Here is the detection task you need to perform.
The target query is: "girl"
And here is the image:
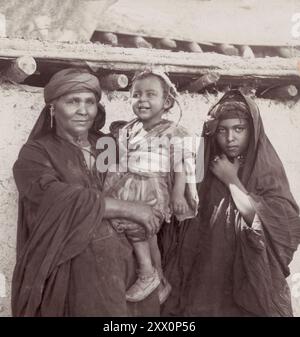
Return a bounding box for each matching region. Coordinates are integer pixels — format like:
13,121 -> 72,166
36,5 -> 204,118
104,69 -> 199,304
162,89 -> 300,316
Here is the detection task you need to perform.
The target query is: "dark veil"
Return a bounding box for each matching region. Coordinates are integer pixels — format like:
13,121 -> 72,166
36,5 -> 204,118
161,89 -> 300,317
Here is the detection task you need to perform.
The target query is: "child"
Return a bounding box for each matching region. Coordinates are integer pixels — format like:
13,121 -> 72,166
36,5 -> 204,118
104,69 -> 199,304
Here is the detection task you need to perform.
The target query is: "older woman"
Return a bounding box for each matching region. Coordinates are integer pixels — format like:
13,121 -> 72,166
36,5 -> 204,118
162,90 -> 300,317
12,68 -> 161,317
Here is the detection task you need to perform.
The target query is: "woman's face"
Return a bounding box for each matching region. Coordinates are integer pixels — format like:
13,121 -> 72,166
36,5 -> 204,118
53,91 -> 98,137
216,118 -> 250,158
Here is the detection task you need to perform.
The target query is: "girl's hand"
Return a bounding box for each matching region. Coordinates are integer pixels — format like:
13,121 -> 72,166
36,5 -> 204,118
171,193 -> 189,216
210,154 -> 240,186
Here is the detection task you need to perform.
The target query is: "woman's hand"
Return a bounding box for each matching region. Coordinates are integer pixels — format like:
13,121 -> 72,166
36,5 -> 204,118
210,154 -> 240,186
132,203 -> 163,237
103,197 -> 162,238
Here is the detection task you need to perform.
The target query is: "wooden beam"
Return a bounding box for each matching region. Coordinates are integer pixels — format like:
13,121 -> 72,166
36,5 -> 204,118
216,44 -> 239,56
100,73 -> 128,90
131,36 -> 152,49
186,73 -> 220,92
259,84 -> 298,99
276,47 -> 293,58
155,38 -> 177,50
179,41 -> 203,53
118,36 -> 152,49
93,32 -> 118,46
276,47 -> 300,58
238,45 -> 255,59
33,58 -> 300,82
0,56 -> 36,83
216,75 -> 300,92
1,39 -> 300,85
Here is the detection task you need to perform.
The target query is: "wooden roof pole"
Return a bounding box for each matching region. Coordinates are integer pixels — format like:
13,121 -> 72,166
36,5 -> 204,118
155,38 -> 177,50
100,73 -> 129,90
93,32 -> 119,46
238,45 -> 255,59
0,56 -> 36,83
118,35 -> 152,48
216,44 -> 239,56
259,85 -> 298,99
185,73 -> 220,92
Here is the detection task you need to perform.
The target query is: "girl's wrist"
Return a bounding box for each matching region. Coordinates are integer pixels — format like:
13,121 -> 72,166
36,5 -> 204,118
225,175 -> 239,187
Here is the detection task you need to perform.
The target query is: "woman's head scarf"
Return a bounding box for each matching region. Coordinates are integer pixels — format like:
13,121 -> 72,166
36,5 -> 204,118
203,90 -> 250,137
28,68 -> 105,141
44,68 -> 102,103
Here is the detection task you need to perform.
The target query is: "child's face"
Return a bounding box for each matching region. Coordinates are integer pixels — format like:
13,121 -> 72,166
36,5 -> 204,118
216,118 -> 250,158
131,76 -> 171,124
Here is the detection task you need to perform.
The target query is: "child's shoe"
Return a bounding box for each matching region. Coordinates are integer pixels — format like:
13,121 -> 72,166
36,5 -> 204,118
158,277 -> 172,305
126,268 -> 160,302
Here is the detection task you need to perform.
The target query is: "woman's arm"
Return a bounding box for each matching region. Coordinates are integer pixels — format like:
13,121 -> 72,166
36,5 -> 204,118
14,142 -> 161,238
104,197 -> 162,237
210,155 -> 255,226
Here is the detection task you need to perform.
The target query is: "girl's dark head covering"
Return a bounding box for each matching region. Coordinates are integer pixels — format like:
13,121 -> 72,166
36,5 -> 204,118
203,90 -> 250,137
28,68 -> 105,141
201,89 -> 263,184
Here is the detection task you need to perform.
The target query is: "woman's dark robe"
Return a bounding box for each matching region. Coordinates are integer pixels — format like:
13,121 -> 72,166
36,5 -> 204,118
160,90 -> 300,317
12,131 -> 160,316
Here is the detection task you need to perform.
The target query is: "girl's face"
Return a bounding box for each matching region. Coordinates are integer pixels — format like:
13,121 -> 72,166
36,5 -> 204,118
216,118 -> 250,158
131,76 -> 171,125
54,91 -> 98,137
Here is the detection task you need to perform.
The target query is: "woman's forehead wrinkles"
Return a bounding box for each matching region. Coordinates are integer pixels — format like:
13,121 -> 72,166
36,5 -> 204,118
59,92 -> 96,100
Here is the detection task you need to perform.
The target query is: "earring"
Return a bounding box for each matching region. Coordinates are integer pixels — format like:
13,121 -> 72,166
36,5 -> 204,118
50,104 -> 54,129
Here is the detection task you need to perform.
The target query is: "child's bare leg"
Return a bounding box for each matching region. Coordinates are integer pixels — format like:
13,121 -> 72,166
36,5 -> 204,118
149,235 -> 172,304
126,239 -> 160,302
149,235 -> 163,280
132,240 -> 154,276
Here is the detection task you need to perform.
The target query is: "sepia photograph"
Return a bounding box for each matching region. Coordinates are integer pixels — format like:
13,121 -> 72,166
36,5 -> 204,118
0,0 -> 300,320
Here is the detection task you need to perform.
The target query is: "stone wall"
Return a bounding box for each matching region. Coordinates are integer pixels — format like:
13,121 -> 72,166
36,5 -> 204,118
0,83 -> 300,316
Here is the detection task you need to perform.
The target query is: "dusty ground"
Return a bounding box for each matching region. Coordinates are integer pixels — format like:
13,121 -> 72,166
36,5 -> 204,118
0,83 -> 300,316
